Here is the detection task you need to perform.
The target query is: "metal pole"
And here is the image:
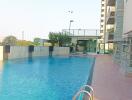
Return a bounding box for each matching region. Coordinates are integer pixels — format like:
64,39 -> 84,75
84,29 -> 86,37
77,29 -> 80,41
68,10 -> 73,35
69,21 -> 71,35
69,20 -> 74,36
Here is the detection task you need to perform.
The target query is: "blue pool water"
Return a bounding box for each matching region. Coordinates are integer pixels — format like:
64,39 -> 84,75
0,56 -> 95,100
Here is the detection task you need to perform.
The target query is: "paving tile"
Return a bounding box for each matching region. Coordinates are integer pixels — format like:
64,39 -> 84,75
92,55 -> 132,100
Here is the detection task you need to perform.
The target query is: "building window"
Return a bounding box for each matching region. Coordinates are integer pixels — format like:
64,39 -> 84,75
101,14 -> 104,17
101,9 -> 104,12
101,0 -> 104,3
102,4 -> 104,7
101,19 -> 104,22
101,25 -> 103,27
100,30 -> 103,33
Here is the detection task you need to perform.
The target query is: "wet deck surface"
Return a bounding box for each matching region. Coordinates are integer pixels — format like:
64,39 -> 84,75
92,55 -> 132,100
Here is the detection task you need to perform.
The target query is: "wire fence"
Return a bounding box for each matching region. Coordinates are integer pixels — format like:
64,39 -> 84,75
0,29 -> 100,43
62,29 -> 100,36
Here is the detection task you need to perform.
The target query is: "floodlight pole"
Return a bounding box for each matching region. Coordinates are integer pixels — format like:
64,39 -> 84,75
69,20 -> 74,35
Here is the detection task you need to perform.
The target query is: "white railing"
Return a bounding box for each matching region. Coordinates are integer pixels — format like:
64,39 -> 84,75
72,90 -> 92,100
72,85 -> 94,100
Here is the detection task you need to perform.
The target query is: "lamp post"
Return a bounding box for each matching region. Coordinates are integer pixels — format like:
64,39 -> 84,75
68,10 -> 74,36
69,20 -> 74,35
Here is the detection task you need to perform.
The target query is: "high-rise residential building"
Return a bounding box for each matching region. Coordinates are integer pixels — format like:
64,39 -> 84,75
105,0 -> 115,52
99,0 -> 115,53
99,0 -> 107,53
101,0 -> 132,75
100,0 -> 125,53
100,0 -> 106,44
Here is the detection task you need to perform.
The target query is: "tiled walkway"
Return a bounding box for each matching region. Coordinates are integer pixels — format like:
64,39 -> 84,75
92,55 -> 132,100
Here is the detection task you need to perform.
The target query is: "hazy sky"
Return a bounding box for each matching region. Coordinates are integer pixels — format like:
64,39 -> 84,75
0,0 -> 100,41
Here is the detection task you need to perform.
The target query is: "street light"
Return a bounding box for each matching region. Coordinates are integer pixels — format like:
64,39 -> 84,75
69,20 -> 74,35
67,10 -> 74,35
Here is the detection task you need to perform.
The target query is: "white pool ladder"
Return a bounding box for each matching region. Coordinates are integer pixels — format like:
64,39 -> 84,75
72,85 -> 94,100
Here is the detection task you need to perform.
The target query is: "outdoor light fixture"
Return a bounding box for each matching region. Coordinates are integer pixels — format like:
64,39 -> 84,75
69,20 -> 74,35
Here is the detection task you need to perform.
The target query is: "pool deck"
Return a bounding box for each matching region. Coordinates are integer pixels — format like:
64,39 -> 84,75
92,54 -> 132,100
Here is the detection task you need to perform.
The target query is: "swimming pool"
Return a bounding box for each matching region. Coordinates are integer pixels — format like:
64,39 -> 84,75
0,56 -> 95,100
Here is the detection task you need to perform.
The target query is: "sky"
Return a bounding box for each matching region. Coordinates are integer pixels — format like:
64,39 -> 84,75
0,0 -> 100,41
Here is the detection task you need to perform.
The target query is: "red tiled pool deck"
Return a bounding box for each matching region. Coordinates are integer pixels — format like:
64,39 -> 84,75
92,55 -> 132,100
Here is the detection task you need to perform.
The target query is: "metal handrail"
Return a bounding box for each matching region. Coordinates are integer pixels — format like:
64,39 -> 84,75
80,85 -> 94,100
72,90 -> 92,100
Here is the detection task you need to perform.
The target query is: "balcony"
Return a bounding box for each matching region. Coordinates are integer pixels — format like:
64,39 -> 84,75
108,33 -> 114,43
107,28 -> 114,33
107,0 -> 115,6
105,33 -> 114,43
107,7 -> 115,24
106,28 -> 114,43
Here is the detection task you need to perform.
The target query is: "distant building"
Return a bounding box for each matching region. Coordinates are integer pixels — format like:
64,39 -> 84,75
39,39 -> 52,46
34,38 -> 49,46
39,39 -> 48,46
62,29 -> 100,53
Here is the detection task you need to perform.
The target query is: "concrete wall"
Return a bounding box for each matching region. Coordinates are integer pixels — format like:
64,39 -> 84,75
32,47 -> 49,57
8,46 -> 29,59
8,46 -> 49,59
123,0 -> 132,34
52,47 -> 70,56
0,46 -> 3,61
5,46 -> 69,60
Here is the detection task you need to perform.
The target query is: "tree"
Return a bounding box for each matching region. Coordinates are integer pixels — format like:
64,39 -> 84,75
58,33 -> 71,46
48,32 -> 58,46
49,32 -> 71,46
2,35 -> 17,46
33,38 -> 41,46
16,40 -> 34,46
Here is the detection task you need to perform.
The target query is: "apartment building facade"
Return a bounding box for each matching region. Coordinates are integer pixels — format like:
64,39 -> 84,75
99,0 -> 107,53
100,0 -> 132,75
105,0 -> 116,52
100,0 -> 115,53
100,0 -> 124,54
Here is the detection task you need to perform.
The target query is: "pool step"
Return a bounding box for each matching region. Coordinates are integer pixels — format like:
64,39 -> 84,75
72,85 -> 94,100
